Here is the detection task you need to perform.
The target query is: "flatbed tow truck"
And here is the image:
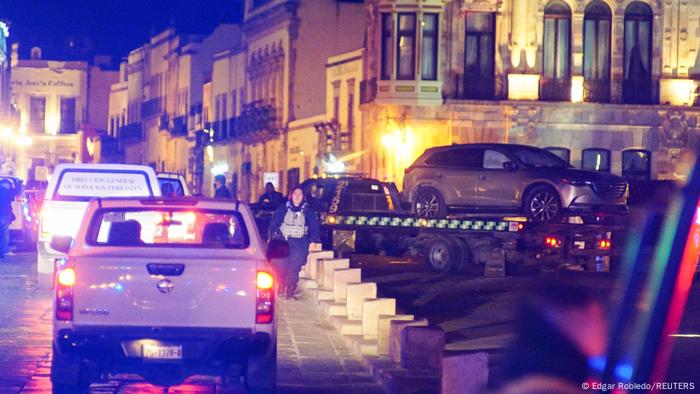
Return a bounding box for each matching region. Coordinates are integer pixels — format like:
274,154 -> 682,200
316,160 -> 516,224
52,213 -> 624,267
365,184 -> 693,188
252,176 -> 623,275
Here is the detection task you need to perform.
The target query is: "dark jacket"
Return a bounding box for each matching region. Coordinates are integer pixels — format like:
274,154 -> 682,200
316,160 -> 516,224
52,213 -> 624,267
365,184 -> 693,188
0,183 -> 17,220
214,185 -> 232,199
258,191 -> 285,209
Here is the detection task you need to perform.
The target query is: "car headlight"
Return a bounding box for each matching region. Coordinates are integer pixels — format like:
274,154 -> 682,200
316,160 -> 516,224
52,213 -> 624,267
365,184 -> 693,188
562,178 -> 591,186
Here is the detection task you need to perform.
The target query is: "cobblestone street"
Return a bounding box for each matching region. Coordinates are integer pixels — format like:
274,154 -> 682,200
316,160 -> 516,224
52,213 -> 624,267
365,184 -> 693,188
0,252 -> 384,393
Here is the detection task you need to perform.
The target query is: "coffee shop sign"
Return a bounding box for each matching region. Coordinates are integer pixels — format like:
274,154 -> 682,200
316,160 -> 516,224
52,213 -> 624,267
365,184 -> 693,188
11,79 -> 75,88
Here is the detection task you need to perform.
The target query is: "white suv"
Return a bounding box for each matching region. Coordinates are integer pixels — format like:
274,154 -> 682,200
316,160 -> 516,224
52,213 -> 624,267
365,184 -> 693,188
49,197 -> 280,393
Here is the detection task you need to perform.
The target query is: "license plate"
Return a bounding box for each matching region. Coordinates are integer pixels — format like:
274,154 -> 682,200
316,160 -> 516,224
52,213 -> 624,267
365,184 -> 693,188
142,344 -> 182,360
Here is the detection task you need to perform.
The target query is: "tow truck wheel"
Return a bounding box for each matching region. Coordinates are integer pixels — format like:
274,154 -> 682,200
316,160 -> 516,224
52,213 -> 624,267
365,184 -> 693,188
414,187 -> 447,219
425,236 -> 461,273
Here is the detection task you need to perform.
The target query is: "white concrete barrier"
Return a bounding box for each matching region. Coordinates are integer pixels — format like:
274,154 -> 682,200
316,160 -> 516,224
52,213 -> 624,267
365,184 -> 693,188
400,326 -> 445,370
320,300 -> 347,317
320,258 -> 350,289
346,282 -> 377,319
304,250 -> 334,282
306,251 -> 334,280
389,319 -> 429,363
441,353 -> 489,394
362,298 -> 396,339
311,289 -> 334,304
377,314 -> 414,355
333,269 -> 361,302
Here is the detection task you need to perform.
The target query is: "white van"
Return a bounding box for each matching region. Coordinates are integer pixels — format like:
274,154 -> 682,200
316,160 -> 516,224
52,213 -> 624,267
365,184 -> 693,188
38,164 -> 161,286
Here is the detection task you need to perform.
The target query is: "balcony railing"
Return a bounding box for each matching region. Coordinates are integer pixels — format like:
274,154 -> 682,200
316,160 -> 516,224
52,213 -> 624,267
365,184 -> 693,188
236,101 -> 279,143
170,115 -> 188,137
119,123 -> 142,142
141,98 -> 163,118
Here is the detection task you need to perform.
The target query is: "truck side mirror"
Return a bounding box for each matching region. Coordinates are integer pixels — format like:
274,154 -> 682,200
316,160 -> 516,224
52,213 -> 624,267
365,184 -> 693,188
50,235 -> 74,254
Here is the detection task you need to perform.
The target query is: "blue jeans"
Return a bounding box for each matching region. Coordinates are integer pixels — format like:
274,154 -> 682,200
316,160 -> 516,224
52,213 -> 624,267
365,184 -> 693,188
0,217 -> 9,257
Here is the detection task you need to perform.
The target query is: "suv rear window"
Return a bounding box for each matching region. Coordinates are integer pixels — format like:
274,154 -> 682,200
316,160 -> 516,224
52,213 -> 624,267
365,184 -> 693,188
339,182 -> 395,212
88,208 -> 249,249
55,170 -> 155,201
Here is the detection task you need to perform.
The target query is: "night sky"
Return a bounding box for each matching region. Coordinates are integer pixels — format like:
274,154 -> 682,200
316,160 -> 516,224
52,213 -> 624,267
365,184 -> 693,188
1,0 -> 244,66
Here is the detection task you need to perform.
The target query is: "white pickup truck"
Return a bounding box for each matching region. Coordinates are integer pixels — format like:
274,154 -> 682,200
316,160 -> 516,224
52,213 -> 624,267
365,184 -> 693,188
49,197 -> 282,393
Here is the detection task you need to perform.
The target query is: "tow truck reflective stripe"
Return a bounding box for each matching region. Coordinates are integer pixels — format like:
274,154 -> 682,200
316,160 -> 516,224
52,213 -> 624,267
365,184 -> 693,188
321,214 -> 519,232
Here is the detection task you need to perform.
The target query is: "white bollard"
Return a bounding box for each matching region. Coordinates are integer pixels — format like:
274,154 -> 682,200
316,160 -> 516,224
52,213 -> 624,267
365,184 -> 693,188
332,268 -> 361,302
361,298 -> 396,339
346,282 -> 377,319
377,314 -> 414,355
320,258 -> 350,289
307,251 -> 334,281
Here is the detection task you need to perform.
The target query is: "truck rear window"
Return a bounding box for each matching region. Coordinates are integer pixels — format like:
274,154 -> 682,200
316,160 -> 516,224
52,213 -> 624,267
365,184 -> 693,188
55,170 -> 155,201
88,208 -> 249,249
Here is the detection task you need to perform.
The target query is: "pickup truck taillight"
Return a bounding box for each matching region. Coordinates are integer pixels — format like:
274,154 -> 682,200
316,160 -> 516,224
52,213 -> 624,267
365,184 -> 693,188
256,271 -> 274,324
56,266 -> 75,321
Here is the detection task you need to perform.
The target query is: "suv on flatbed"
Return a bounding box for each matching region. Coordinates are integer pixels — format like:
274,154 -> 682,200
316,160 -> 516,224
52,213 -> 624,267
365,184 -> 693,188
403,143 -> 628,222
49,197 -> 278,392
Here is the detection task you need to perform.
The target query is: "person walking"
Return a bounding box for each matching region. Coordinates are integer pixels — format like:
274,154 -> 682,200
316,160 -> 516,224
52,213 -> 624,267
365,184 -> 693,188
0,179 -> 17,259
213,174 -> 232,199
268,186 -> 321,299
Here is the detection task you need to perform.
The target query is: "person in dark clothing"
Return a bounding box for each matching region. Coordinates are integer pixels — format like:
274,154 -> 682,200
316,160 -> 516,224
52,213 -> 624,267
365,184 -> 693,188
0,179 -> 17,259
258,182 -> 285,209
268,185 -> 321,299
213,174 -> 232,199
499,283 -> 607,394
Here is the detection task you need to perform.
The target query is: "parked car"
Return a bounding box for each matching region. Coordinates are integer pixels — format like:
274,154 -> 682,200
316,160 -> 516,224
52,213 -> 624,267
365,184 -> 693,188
0,176 -> 35,250
402,143 -> 628,222
157,172 -> 190,196
38,164 -> 161,288
49,197 -> 279,392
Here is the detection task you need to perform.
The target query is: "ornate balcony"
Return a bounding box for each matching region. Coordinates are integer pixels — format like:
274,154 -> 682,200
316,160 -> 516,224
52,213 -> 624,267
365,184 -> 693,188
236,101 -> 279,143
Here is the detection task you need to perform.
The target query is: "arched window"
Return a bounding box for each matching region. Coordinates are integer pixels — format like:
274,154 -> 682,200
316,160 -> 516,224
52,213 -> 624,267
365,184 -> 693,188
463,12 -> 496,99
623,2 -> 653,104
582,148 -> 611,172
583,1 -> 611,102
541,1 -> 571,101
622,149 -> 651,180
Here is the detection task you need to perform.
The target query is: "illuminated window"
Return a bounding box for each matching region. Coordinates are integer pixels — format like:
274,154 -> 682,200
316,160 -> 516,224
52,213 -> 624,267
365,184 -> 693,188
60,97 -> 76,134
541,1 -> 571,101
464,13 -> 495,99
545,147 -> 571,163
421,13 -> 438,81
622,149 -> 651,180
381,13 -> 393,80
583,1 -> 611,103
396,13 -> 417,80
582,148 -> 611,172
623,2 -> 653,104
29,96 -> 46,134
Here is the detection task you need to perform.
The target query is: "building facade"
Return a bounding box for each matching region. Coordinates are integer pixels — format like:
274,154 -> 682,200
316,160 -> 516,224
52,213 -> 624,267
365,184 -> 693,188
201,0 -> 366,200
4,44 -> 116,181
104,25 -> 242,191
359,0 -> 700,185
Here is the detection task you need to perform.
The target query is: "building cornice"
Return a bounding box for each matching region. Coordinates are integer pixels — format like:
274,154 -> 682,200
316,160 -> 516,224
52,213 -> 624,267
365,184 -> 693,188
243,1 -> 298,39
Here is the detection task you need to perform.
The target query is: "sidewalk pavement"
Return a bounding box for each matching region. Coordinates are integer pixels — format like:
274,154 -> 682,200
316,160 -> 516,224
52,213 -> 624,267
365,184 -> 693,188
276,293 -> 387,394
